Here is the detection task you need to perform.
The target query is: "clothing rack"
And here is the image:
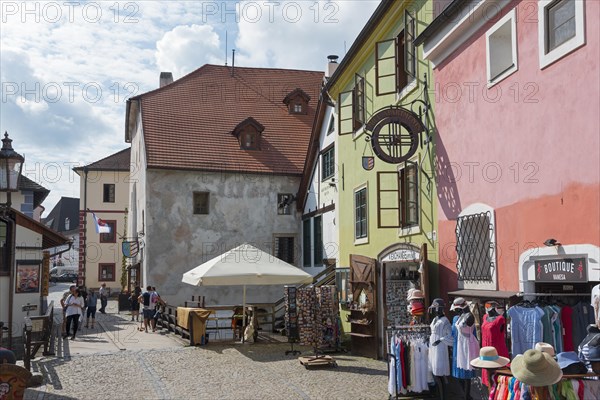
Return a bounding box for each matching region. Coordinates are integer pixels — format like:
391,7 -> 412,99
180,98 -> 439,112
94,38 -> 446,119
386,324 -> 436,399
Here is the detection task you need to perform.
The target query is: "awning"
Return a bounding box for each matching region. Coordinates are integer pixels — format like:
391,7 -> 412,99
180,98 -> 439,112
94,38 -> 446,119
448,289 -> 520,300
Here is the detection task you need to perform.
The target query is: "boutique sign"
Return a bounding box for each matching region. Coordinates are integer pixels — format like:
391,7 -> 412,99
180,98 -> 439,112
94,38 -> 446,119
535,257 -> 588,282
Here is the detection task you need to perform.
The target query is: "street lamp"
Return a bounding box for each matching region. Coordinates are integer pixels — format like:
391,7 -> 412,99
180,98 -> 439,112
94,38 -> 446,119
0,132 -> 25,210
0,131 -> 24,348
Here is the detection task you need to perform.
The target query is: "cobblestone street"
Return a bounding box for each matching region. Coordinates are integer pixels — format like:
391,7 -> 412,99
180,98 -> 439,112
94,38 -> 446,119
23,297 -> 389,400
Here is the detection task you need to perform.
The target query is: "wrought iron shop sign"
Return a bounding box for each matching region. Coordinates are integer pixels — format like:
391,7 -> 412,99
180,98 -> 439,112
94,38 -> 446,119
367,107 -> 426,164
535,257 -> 587,282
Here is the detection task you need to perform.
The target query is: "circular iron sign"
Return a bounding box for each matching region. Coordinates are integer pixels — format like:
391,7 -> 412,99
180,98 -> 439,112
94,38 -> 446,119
367,107 -> 426,164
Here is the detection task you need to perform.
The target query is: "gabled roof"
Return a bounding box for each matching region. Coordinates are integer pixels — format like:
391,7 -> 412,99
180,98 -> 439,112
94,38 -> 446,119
19,175 -> 50,209
126,65 -> 324,176
283,88 -> 311,105
42,196 -> 80,233
73,148 -> 131,173
232,117 -> 265,137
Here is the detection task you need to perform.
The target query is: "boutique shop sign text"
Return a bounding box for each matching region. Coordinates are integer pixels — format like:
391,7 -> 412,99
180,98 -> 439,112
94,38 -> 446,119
535,257 -> 588,282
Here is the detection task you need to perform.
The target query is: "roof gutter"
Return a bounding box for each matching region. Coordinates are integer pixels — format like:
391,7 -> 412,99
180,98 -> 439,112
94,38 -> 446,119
413,0 -> 467,47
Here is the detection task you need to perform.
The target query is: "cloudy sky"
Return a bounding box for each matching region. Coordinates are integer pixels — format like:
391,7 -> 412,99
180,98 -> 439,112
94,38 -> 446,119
0,0 -> 380,216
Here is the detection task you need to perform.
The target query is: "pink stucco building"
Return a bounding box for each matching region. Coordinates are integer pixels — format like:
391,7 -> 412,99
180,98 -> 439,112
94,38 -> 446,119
415,0 -> 599,302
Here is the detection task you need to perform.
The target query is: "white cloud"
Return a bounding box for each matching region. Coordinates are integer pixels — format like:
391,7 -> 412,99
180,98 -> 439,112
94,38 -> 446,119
235,0 -> 380,71
156,24 -> 224,79
0,1 -> 380,216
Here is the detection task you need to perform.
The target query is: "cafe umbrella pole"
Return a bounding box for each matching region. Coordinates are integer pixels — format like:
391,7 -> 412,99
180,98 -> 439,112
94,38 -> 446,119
242,285 -> 246,344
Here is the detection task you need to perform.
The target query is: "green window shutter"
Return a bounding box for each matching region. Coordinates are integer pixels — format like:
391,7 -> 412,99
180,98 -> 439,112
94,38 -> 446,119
338,90 -> 354,136
313,216 -> 323,266
303,219 -> 311,267
375,38 -> 397,96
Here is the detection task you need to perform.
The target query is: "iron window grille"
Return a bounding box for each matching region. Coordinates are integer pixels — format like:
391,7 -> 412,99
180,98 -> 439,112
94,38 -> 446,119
455,211 -> 495,281
275,236 -> 295,264
103,184 -> 115,203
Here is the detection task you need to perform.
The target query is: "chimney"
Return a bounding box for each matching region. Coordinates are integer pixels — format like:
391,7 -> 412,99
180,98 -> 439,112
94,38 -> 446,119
159,72 -> 173,88
325,55 -> 339,78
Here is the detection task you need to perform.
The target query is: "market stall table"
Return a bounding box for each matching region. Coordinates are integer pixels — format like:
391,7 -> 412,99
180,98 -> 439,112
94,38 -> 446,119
177,307 -> 212,345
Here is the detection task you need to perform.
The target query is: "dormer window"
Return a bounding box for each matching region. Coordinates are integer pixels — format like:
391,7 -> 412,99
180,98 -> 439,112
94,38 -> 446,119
232,117 -> 264,150
283,88 -> 310,115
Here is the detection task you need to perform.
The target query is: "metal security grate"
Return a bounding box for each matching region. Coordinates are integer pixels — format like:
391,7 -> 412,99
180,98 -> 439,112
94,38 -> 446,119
455,212 -> 495,281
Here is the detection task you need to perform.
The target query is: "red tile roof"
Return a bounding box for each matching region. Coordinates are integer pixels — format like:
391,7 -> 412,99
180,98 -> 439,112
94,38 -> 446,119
134,65 -> 324,175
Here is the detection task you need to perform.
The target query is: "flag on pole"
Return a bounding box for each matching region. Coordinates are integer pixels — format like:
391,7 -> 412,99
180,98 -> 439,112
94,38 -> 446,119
91,211 -> 111,234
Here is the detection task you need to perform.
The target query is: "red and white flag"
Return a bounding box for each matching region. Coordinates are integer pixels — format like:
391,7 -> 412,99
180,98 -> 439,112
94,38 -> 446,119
91,211 -> 111,234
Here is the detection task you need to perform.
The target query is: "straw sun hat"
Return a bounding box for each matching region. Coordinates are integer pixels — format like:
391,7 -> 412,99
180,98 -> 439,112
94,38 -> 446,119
534,342 -> 556,357
510,349 -> 563,387
470,347 -> 510,369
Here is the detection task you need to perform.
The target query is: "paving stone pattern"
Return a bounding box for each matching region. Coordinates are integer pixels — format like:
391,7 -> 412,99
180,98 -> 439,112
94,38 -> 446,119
24,305 -> 390,400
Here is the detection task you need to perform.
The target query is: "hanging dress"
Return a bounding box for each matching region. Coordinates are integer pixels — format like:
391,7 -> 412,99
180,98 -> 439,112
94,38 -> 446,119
481,314 -> 509,385
452,314 -> 477,379
429,315 -> 452,376
453,313 -> 479,379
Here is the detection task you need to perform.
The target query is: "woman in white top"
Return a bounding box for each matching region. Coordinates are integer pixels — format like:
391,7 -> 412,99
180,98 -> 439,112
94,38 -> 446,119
63,285 -> 84,340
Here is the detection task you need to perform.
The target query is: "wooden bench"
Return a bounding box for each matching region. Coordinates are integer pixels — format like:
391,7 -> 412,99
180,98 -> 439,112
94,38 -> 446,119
22,301 -> 54,371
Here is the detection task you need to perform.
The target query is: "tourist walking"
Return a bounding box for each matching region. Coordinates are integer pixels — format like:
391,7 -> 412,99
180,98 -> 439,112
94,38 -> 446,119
138,286 -> 154,333
63,285 -> 84,340
99,283 -> 108,313
130,286 -> 141,322
85,288 -> 98,329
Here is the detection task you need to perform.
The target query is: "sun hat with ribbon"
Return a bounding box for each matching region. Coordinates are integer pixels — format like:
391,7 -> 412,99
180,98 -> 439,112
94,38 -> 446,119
470,346 -> 510,369
450,297 -> 468,311
510,349 -> 563,387
534,342 -> 556,357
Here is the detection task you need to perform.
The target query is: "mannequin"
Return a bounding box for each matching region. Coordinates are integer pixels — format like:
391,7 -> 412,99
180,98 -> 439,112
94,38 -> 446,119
429,298 -> 452,399
481,301 -> 509,387
451,298 -> 478,400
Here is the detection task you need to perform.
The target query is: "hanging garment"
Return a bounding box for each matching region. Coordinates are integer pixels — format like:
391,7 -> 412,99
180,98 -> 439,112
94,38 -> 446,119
429,315 -> 452,376
550,305 -> 563,353
572,301 -> 595,350
507,305 -> 544,356
456,313 -> 480,371
561,305 -> 575,351
451,314 -> 476,379
481,314 -> 509,385
388,339 -> 397,395
541,306 -> 555,346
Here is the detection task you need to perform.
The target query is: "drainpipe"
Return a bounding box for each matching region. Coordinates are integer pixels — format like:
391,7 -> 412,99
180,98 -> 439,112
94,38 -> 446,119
82,167 -> 88,288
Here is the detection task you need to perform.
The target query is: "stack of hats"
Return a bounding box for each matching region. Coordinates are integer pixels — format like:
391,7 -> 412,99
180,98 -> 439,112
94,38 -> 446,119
407,289 -> 425,317
510,349 -> 563,387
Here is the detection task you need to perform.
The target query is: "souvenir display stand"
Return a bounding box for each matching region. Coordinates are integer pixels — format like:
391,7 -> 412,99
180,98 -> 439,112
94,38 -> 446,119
291,286 -> 340,368
284,286 -> 301,355
491,369 -> 600,399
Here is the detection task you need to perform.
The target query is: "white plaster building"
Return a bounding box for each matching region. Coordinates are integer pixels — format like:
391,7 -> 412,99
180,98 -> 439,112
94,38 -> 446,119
73,149 -> 130,292
124,65 -> 324,307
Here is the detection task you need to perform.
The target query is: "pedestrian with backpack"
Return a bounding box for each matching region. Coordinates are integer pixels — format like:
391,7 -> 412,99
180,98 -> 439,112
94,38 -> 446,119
138,286 -> 154,333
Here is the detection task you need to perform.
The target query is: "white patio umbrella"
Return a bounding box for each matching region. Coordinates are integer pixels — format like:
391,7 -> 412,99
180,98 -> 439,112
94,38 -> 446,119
182,243 -> 313,342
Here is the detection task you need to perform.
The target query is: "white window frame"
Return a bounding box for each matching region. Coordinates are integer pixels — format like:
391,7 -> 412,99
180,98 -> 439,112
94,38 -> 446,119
485,8 -> 518,87
538,0 -> 586,69
354,183 -> 369,245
